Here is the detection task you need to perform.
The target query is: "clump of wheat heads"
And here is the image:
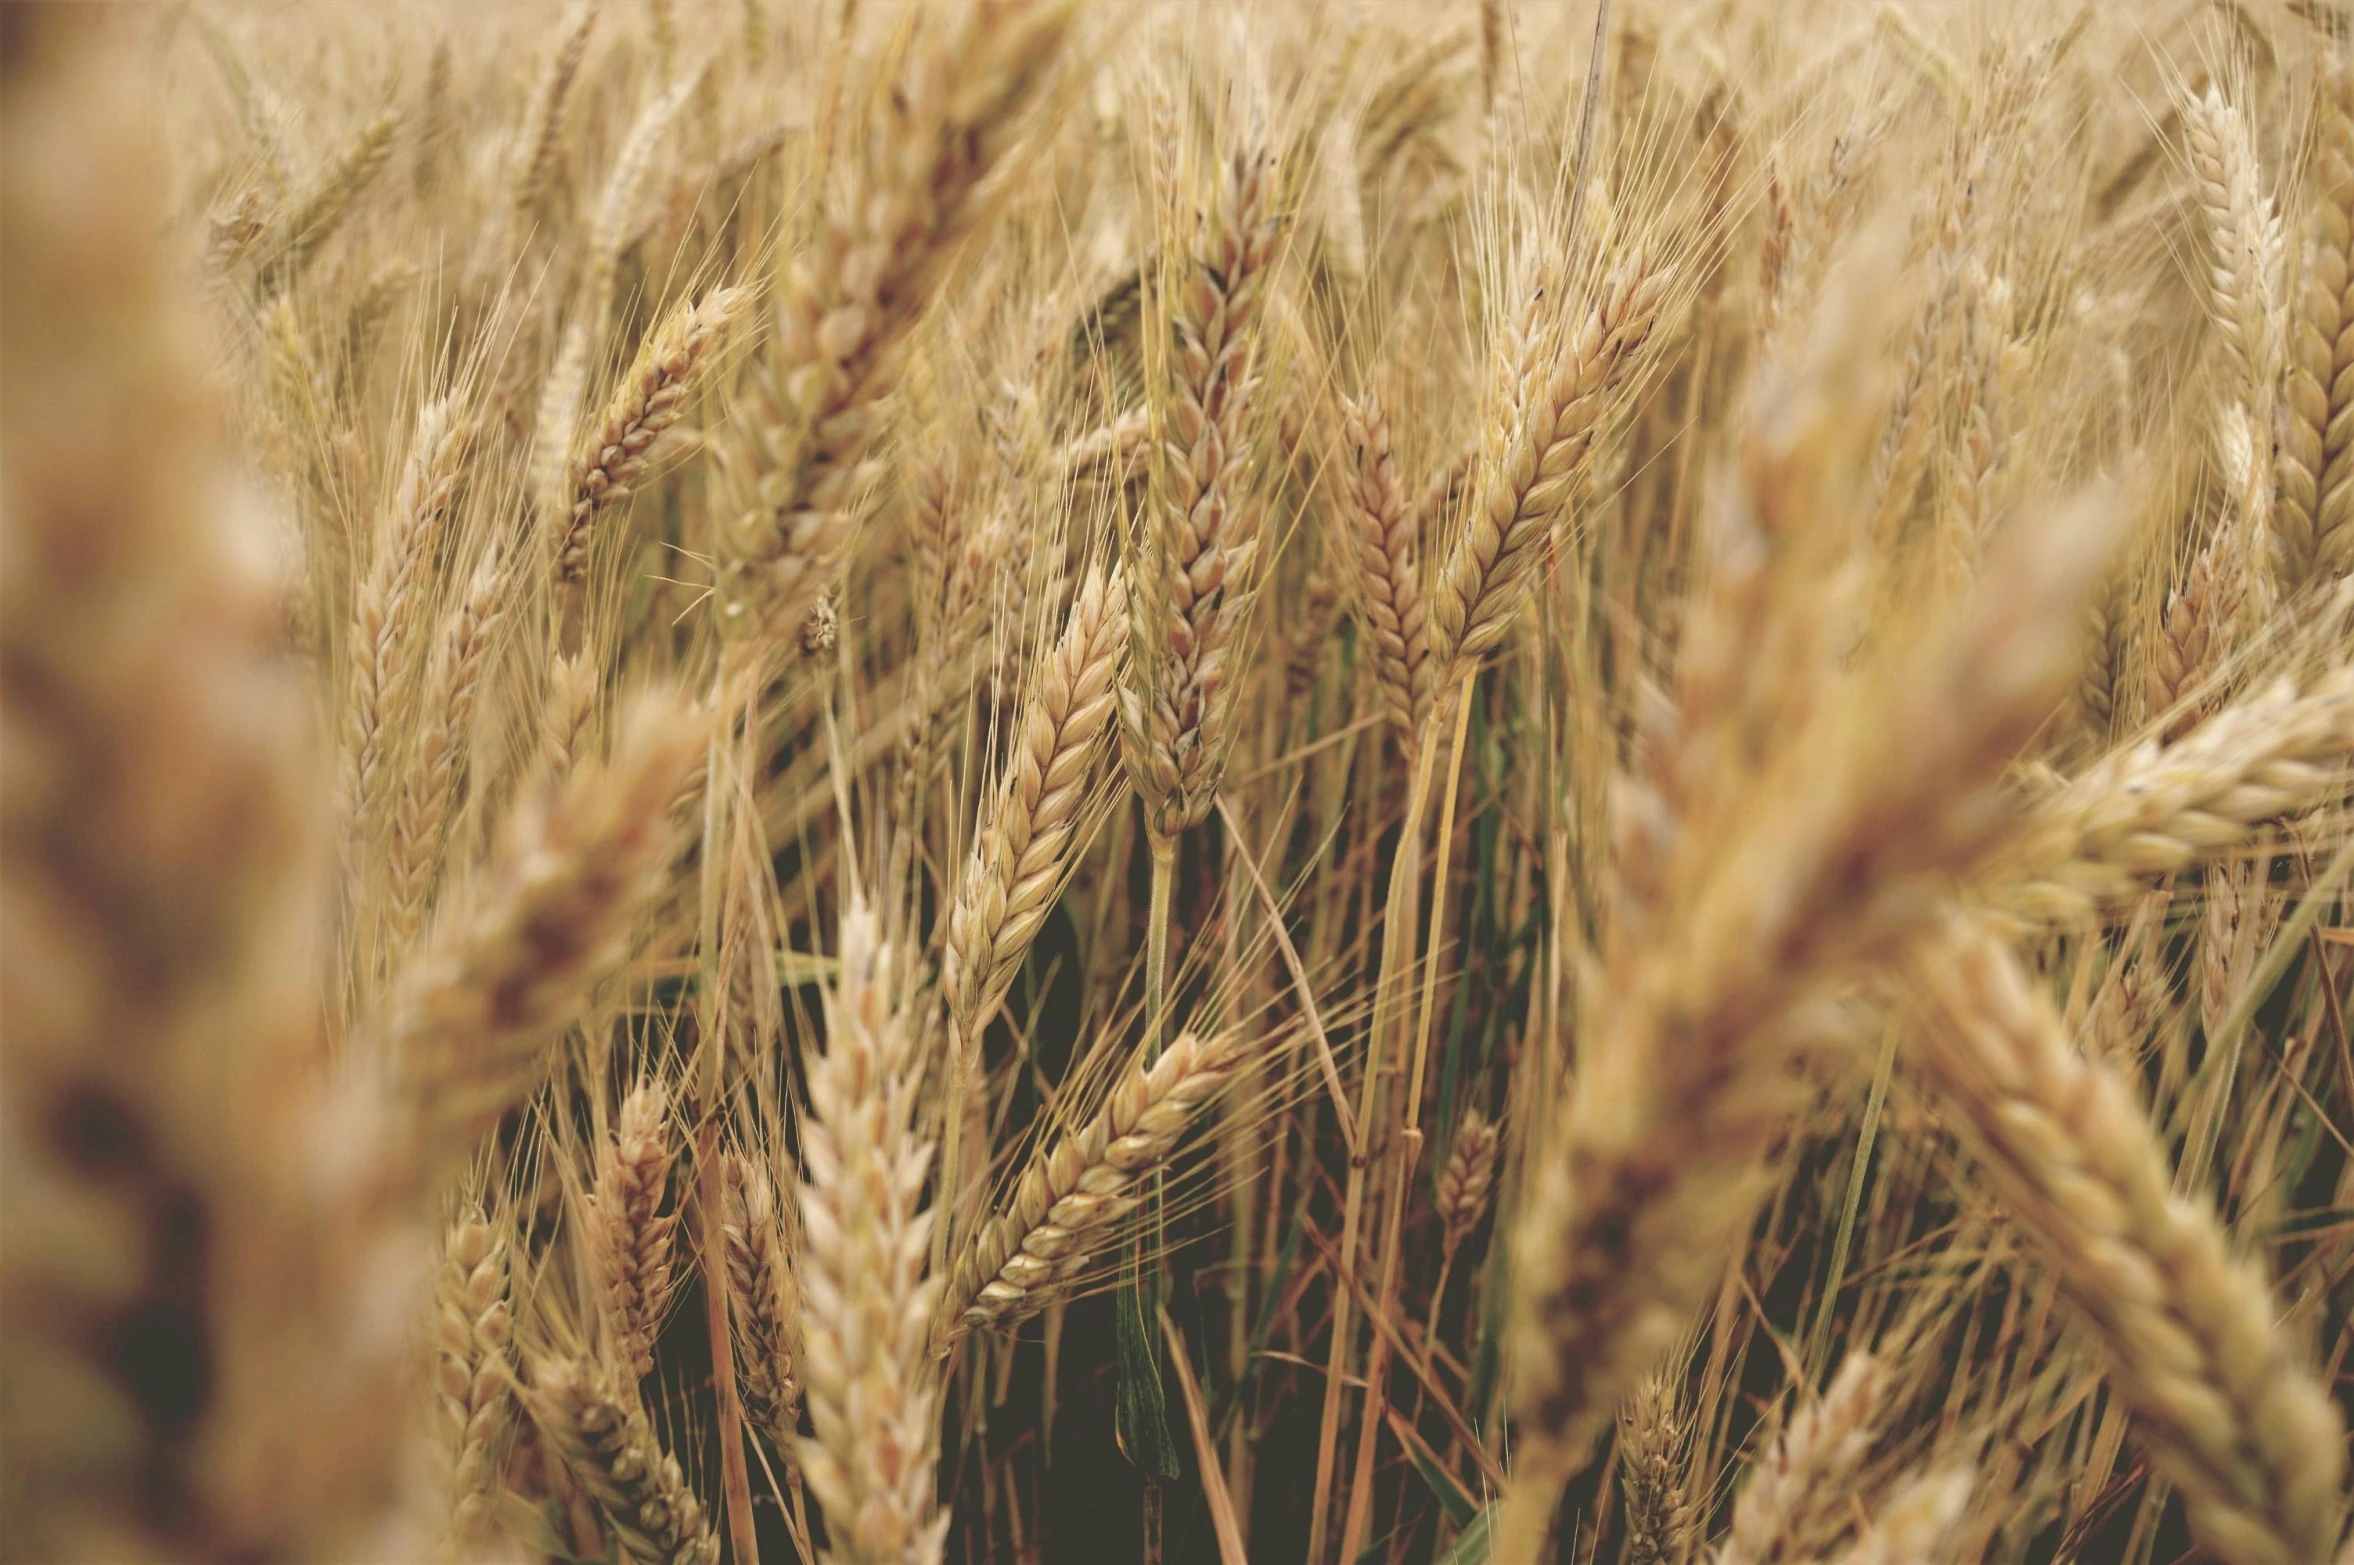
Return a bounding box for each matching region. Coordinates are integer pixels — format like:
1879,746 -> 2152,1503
18,6 -> 2354,1564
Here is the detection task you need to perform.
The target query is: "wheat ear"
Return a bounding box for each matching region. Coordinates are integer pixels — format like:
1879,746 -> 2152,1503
553,286 -> 742,586
1339,389 -> 1433,737
931,563 -> 1127,1263
716,0 -> 1075,653
2182,83 -> 2285,623
943,565 -> 1129,1033
580,66 -> 700,337
1906,913 -> 2345,1565
389,690 -> 709,1173
2079,565 -> 2128,740
528,1356 -> 718,1565
1426,249 -> 1671,684
1995,663 -> 2354,921
795,898 -> 947,1565
2145,544 -> 2217,735
722,1153 -> 804,1449
412,36 -> 451,195
541,647 -> 601,781
1434,1107 -> 1499,1258
2278,55 -> 2354,589
891,470 -> 1004,857
1120,123 -> 1281,839
1618,1372 -> 1696,1565
255,105 -> 402,292
1499,491 -> 2121,1554
510,0 -> 599,225
384,541 -> 515,962
1058,405 -> 1150,488
1829,1466 -> 1975,1565
437,1211 -> 517,1541
2,25 -> 406,1549
2183,84 -> 2284,435
1713,1354 -> 1888,1565
587,1079 -> 684,1380
938,1029 -> 1241,1342
341,397 -> 468,838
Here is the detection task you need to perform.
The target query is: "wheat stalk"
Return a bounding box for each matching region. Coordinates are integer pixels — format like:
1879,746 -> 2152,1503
1499,489 -> 2120,1553
31,11 -> 2354,1563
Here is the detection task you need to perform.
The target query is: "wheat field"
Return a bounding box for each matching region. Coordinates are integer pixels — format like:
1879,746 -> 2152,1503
4,2 -> 2354,1562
